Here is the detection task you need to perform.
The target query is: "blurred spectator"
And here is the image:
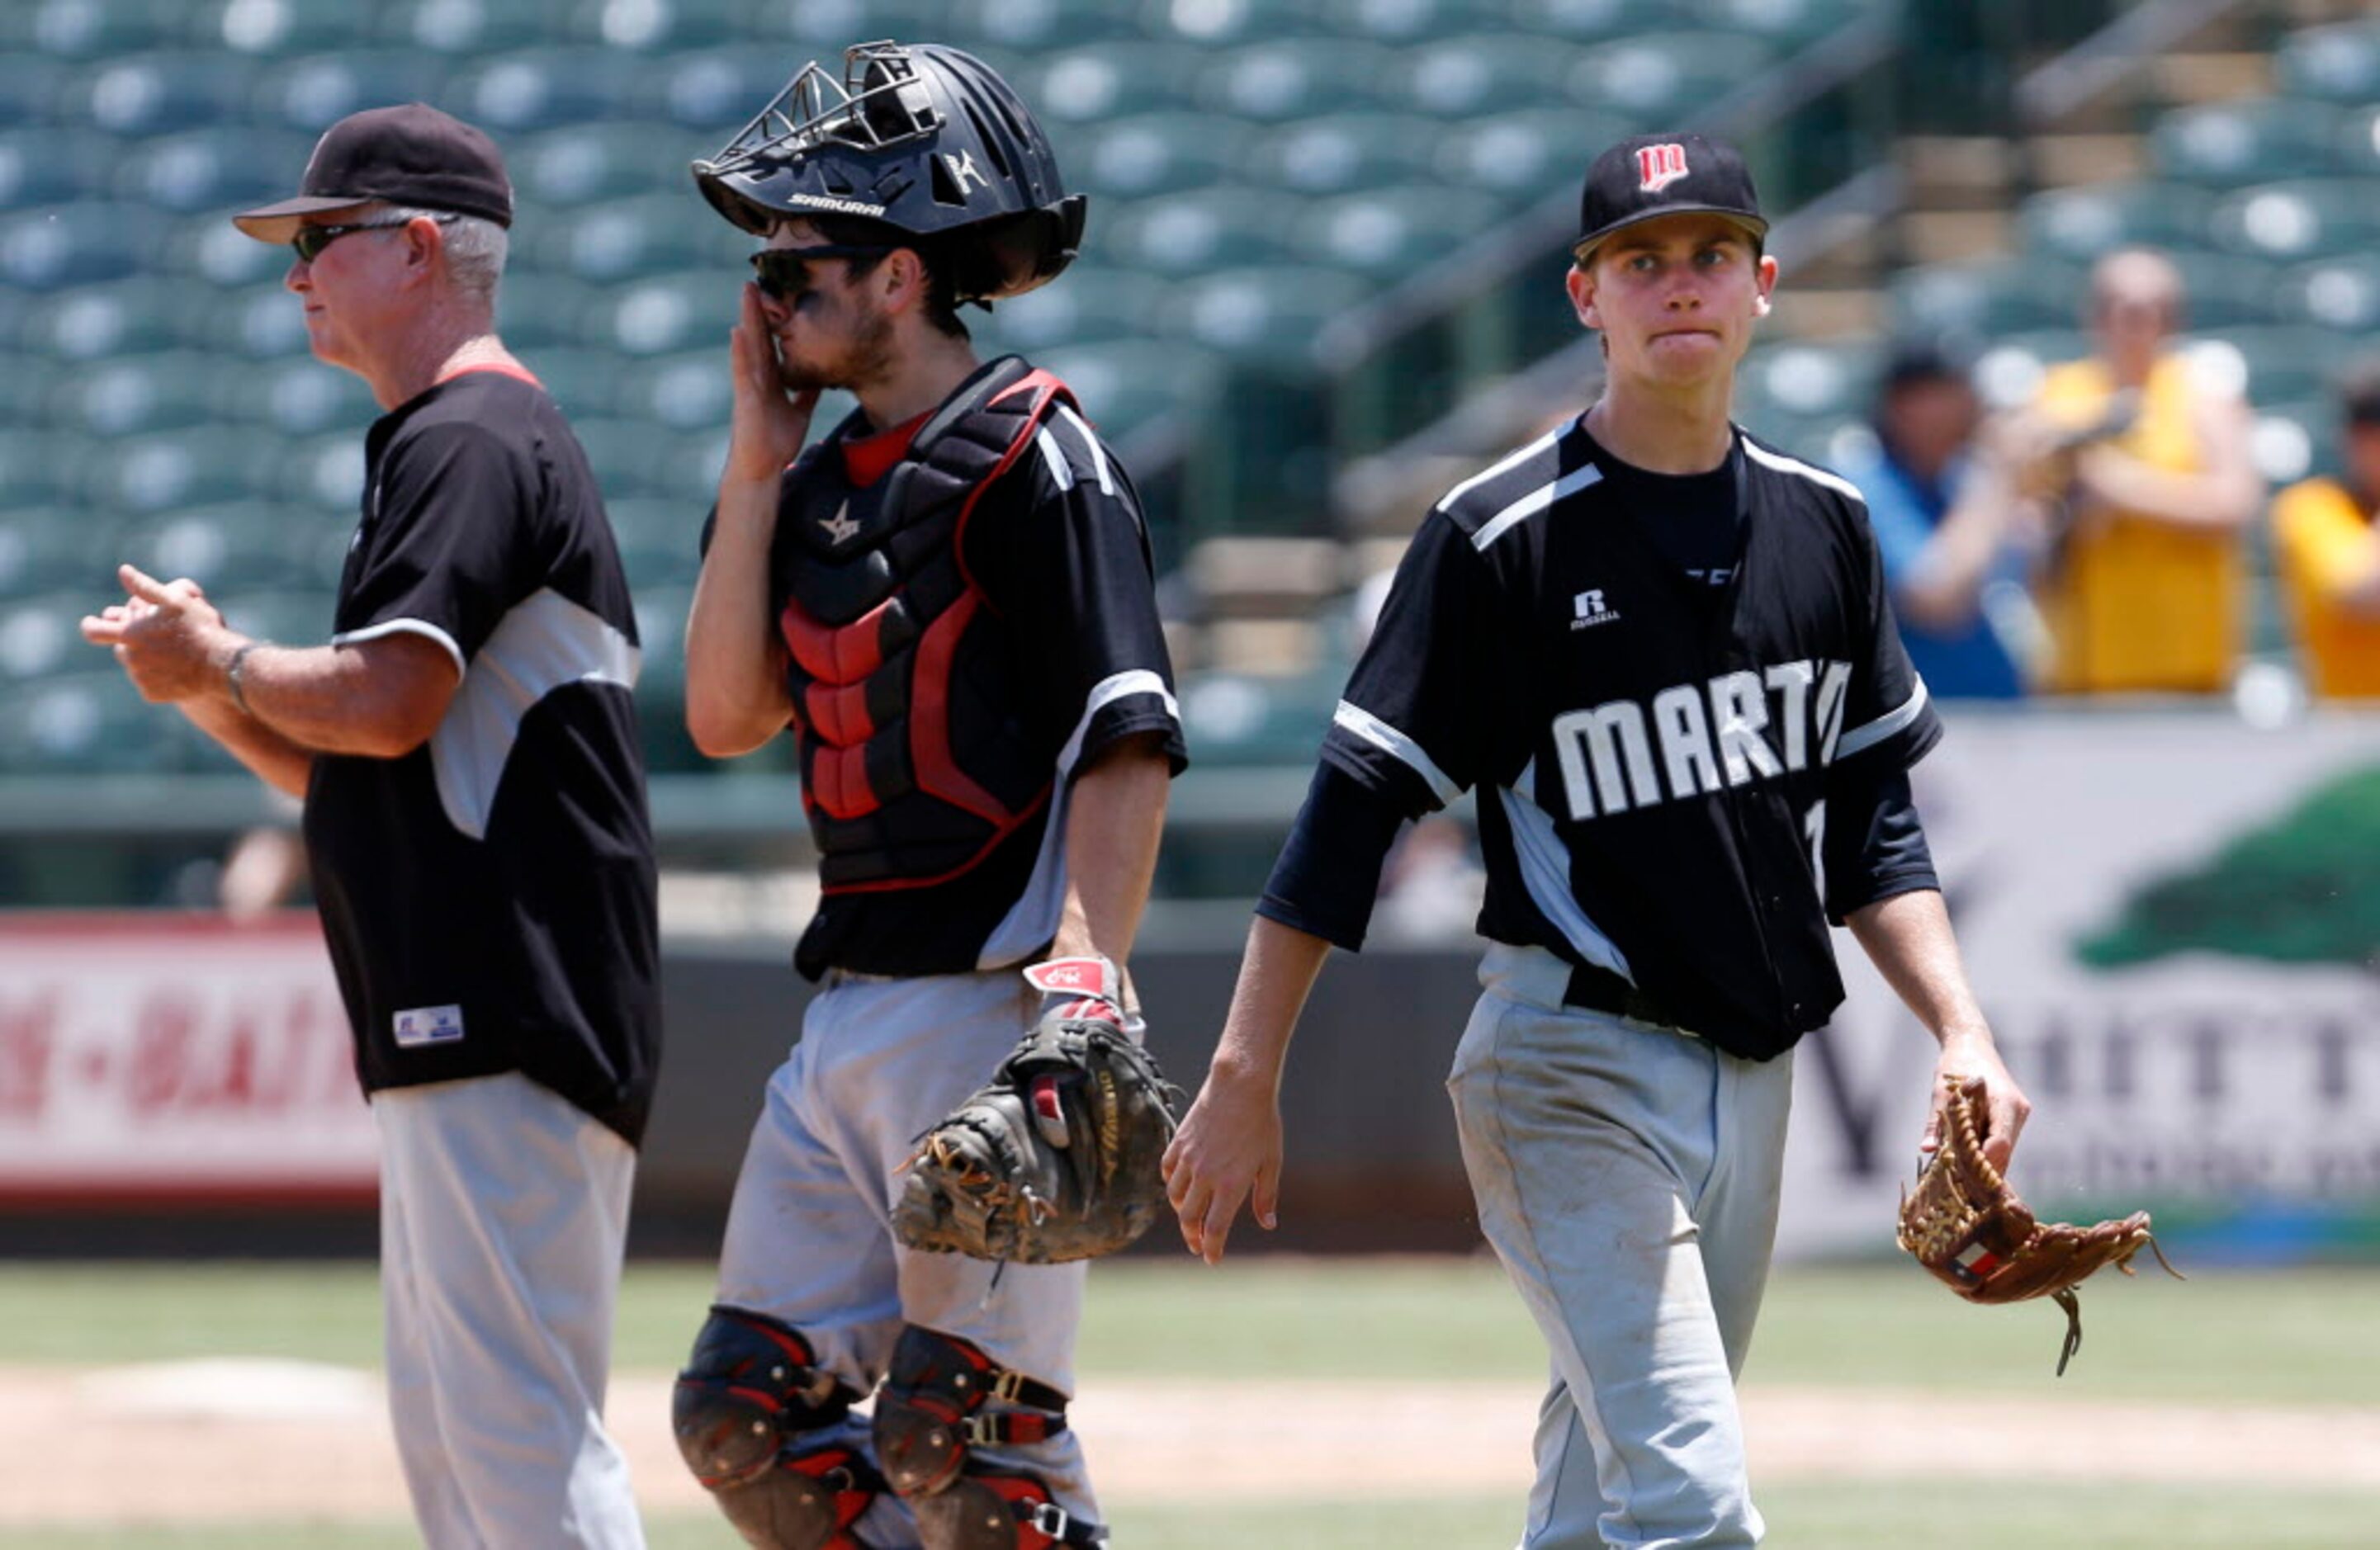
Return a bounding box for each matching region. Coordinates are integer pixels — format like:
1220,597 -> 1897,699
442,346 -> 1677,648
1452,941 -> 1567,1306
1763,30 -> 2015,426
218,791 -> 309,920
2270,358 -> 2380,700
1838,344 -> 2046,699
2016,248 -> 2263,694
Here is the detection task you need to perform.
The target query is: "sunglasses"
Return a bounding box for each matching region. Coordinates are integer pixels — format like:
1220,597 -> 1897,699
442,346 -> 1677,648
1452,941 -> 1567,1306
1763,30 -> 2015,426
750,243 -> 892,300
291,213 -> 457,264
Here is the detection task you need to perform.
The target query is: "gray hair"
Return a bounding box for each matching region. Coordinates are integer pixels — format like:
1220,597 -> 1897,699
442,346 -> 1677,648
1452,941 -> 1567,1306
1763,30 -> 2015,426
377,203 -> 508,305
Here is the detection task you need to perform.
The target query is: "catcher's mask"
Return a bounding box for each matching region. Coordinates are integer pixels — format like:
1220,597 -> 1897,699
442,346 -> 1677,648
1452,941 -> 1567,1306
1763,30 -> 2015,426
692,40 -> 1086,305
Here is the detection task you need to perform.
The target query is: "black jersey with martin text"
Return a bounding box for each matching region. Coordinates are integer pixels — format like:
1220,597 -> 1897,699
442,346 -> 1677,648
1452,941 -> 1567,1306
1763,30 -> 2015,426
1307,416 -> 1939,1059
302,368 -> 661,1144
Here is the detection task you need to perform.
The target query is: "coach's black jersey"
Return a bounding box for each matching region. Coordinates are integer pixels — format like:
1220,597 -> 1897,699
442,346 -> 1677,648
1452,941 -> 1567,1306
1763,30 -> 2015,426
1285,416 -> 1940,1059
304,368 -> 660,1143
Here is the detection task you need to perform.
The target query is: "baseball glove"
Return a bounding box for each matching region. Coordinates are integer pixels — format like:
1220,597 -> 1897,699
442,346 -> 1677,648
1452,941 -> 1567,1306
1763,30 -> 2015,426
892,956 -> 1181,1265
1897,1075 -> 2181,1374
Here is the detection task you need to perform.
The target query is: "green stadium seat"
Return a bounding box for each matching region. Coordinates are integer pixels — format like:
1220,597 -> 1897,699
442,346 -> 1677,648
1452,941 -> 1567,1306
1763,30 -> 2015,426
1569,32 -> 1778,126
556,0 -> 739,50
91,430 -> 278,516
2163,251 -> 2283,329
753,0 -> 949,48
586,273 -> 728,356
223,358 -> 380,437
1097,189 -> 1306,277
158,210 -> 296,289
0,432 -> 88,509
1292,185 -> 1507,279
2335,105 -> 2380,176
600,347 -> 728,432
376,0 -> 551,54
0,591 -> 94,684
1,204 -> 159,291
17,280 -> 183,360
1395,35 -> 1590,119
1317,0 -> 1484,44
207,281 -> 315,360
1888,258 -> 2087,343
2,0 -> 184,58
1038,339 -> 1222,446
0,508 -> 118,598
2183,325 -> 2351,408
2152,99 -> 2348,187
2278,253 -> 2380,333
272,431 -> 367,512
64,54 -> 257,135
649,427 -> 731,504
191,0 -> 374,56
2275,19 -> 2380,105
494,275 -> 602,353
115,126 -> 315,215
1239,113 -> 1436,197
534,194 -> 745,283
629,579 -> 693,707
1970,327 -> 2088,409
1737,339 -> 1882,427
514,347 -> 625,423
2210,179 -> 2380,263
1197,40 -> 1398,122
1166,264 -> 1373,368
1074,113 -> 1252,201
2017,179 -> 2219,262
1141,0 -> 1323,47
1176,666 -> 1339,768
605,498 -> 703,589
1692,0 -> 1873,50
1020,44 -> 1205,126
1509,0 -> 1719,44
567,417 -> 688,499
0,129 -> 112,209
252,52 -> 454,134
0,671 -> 173,775
48,353 -> 225,437
1439,108 -> 1635,210
208,588 -> 339,652
975,267 -> 1166,355
121,505 -> 324,593
0,56 -> 59,129
452,50 -> 649,133
641,48 -> 802,132
2249,397 -> 2336,487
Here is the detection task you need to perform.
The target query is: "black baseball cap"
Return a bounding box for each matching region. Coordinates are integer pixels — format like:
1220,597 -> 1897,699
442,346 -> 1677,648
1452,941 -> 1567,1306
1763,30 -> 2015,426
1572,132 -> 1767,266
232,103 -> 513,243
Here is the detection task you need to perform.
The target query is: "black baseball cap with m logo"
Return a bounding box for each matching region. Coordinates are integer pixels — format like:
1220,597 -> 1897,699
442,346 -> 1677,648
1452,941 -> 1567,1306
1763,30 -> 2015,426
232,102 -> 513,244
1572,132 -> 1767,266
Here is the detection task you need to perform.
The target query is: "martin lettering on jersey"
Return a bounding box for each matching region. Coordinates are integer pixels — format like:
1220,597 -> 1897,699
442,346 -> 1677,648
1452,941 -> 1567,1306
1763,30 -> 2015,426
1552,659 -> 1848,819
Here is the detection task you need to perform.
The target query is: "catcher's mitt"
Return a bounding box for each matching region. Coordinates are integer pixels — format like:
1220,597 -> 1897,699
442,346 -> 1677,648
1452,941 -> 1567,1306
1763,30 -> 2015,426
1896,1075 -> 2181,1374
892,956 -> 1181,1265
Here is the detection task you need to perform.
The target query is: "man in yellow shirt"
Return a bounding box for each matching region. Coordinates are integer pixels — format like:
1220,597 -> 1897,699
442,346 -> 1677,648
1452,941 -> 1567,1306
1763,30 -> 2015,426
2272,362 -> 2380,699
2018,248 -> 2264,694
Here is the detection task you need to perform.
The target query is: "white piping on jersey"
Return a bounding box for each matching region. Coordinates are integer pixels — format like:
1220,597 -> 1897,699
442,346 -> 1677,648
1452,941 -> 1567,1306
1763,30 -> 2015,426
1498,764 -> 1635,982
1053,404 -> 1115,494
1433,422 -> 1567,513
1836,675 -> 1931,760
331,617 -> 466,679
980,668 -> 1181,969
423,588 -> 640,841
1741,437 -> 1867,504
1332,699 -> 1460,809
1470,462 -> 1605,552
1034,427 -> 1076,492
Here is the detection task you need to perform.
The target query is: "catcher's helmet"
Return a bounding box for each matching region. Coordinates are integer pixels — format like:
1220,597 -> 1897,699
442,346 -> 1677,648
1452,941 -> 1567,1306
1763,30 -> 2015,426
692,40 -> 1086,304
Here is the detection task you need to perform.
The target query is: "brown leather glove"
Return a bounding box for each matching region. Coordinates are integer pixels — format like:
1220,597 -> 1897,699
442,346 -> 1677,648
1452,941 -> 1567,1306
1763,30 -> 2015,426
1896,1075 -> 2181,1374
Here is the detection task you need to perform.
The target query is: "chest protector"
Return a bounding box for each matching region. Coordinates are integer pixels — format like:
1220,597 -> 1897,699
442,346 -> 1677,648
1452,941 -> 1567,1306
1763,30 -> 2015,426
773,357 -> 1072,893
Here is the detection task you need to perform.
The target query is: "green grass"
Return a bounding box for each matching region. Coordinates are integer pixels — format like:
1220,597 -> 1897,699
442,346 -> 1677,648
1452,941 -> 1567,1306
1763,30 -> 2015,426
7,1486 -> 2378,1550
2,1258 -> 2374,1407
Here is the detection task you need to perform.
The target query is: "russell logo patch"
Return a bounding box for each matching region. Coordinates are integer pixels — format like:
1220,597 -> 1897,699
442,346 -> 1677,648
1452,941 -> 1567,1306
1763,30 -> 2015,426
394,1004 -> 466,1048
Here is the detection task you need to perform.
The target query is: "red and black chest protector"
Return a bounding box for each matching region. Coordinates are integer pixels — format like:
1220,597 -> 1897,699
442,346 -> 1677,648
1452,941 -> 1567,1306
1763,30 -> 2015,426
772,357 -> 1074,894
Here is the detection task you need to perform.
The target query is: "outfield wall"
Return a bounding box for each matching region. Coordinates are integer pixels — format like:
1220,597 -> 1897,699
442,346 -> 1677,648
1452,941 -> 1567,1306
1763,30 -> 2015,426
2,711 -> 2377,1259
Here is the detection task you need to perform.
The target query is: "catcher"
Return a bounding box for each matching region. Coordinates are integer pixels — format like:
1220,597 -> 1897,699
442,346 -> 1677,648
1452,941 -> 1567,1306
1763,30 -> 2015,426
1900,1075 -> 2182,1375
670,41 -> 1183,1550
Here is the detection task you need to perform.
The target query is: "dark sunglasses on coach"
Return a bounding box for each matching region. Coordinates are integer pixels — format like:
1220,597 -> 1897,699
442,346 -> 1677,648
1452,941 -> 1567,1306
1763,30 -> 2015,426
290,213 -> 457,263
750,244 -> 892,300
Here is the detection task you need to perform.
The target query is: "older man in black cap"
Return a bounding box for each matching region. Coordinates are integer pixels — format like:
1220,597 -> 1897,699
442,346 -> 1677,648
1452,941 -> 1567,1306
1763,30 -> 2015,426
1166,131 -> 2027,1548
82,104 -> 657,1548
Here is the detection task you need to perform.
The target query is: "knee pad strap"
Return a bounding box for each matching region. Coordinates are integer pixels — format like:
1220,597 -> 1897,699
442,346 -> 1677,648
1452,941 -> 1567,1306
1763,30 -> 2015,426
712,1442 -> 886,1550
675,1305 -> 862,1489
873,1326 -> 1072,1500
913,1472 -> 1107,1549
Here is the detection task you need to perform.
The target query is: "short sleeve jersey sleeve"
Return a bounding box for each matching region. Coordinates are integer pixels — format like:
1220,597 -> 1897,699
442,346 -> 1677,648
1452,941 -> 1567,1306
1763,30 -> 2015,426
1829,502 -> 1942,776
963,404 -> 1185,773
336,415 -> 538,673
1322,513 -> 1503,818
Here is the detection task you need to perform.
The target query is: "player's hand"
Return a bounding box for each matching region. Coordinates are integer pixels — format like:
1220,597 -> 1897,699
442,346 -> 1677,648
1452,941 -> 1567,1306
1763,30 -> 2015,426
1923,1032 -> 2030,1174
722,281 -> 819,487
1162,1063 -> 1283,1266
81,565 -> 239,702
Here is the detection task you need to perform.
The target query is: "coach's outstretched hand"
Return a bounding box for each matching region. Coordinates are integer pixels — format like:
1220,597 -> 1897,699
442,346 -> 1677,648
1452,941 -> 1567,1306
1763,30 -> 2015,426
1162,1066 -> 1283,1265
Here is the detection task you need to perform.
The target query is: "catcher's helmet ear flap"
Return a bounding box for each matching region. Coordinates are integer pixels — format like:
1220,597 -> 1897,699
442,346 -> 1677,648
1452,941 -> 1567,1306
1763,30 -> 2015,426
692,40 -> 1086,303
